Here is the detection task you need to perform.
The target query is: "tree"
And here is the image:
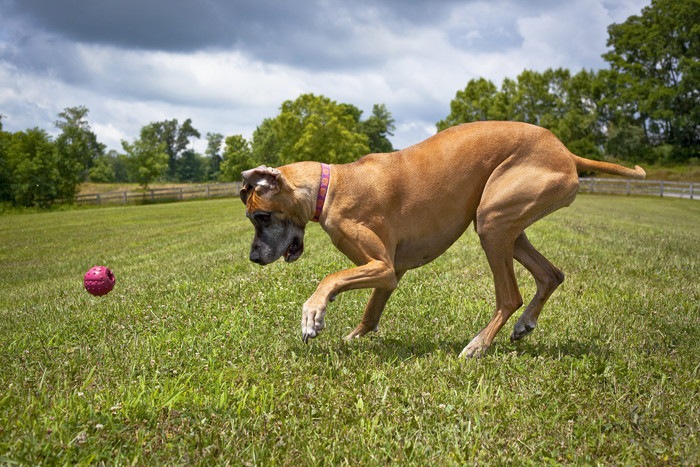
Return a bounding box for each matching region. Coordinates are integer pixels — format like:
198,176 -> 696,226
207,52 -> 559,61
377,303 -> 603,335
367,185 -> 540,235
511,69 -> 558,126
7,129 -> 60,207
605,123 -> 650,162
122,126 -> 169,189
272,94 -> 370,165
88,155 -> 116,183
250,118 -> 282,168
438,69 -> 604,158
360,104 -> 396,152
603,0 -> 700,160
437,78 -> 499,131
97,150 -> 130,183
205,132 -> 224,180
545,69 -> 605,159
489,77 -> 518,121
142,118 -> 201,180
219,135 -> 254,182
0,118 -> 13,202
176,149 -> 207,182
54,106 -> 105,201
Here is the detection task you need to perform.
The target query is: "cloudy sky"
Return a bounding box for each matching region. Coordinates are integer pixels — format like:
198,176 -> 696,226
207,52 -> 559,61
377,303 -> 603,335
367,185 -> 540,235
0,0 -> 649,153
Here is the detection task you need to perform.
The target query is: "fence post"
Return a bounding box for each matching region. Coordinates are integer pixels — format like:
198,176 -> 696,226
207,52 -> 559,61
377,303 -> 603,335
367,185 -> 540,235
690,183 -> 694,200
659,181 -> 664,198
123,191 -> 127,204
626,180 -> 631,196
151,190 -> 155,201
179,187 -> 183,200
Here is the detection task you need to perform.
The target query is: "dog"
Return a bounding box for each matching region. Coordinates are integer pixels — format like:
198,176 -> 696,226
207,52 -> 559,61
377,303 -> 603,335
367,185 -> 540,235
240,121 -> 645,358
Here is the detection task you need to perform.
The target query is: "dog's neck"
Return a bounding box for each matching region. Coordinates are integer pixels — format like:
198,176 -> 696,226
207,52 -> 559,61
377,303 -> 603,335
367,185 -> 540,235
311,163 -> 331,222
277,162 -> 331,225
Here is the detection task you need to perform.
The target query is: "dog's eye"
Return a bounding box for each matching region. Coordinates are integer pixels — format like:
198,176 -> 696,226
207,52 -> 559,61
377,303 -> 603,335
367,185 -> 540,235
253,212 -> 272,226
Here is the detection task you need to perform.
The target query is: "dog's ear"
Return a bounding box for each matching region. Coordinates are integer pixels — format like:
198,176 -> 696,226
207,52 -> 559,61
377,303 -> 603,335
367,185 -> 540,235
239,183 -> 252,205
241,166 -> 282,198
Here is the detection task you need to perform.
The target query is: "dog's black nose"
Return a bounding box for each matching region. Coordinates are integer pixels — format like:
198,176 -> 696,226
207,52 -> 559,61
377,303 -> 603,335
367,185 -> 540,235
250,252 -> 262,264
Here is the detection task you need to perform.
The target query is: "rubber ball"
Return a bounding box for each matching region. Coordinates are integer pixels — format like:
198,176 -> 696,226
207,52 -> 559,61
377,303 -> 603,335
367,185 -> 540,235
84,266 -> 116,296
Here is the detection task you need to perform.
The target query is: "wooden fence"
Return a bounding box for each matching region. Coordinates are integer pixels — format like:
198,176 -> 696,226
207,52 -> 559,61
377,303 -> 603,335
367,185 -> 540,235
73,178 -> 696,206
578,178 -> 696,200
74,183 -> 241,205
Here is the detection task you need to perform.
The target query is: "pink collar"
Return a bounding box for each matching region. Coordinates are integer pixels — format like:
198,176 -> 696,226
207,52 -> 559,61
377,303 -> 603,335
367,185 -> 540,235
312,163 -> 330,222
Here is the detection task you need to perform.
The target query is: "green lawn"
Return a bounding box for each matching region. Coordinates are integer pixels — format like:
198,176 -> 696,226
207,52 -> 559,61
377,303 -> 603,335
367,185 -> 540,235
1,195 -> 698,465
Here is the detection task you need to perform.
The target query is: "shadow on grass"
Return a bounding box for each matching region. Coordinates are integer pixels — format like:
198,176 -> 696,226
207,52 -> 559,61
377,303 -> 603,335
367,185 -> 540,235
507,338 -> 611,359
297,334 -> 612,362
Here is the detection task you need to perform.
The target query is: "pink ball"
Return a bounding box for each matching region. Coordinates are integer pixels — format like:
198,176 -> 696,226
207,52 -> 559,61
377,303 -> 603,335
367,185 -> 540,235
84,266 -> 116,296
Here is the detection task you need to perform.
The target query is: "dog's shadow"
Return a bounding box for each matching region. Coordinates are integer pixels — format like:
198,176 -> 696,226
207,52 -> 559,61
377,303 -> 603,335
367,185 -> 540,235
326,334 -> 609,362
506,338 -> 610,359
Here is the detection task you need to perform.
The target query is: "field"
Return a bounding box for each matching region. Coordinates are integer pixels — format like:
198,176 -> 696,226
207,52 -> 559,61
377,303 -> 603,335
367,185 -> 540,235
1,195 -> 698,465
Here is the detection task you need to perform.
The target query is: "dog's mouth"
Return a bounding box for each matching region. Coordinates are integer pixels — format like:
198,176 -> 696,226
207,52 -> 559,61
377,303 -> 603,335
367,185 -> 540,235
284,236 -> 304,262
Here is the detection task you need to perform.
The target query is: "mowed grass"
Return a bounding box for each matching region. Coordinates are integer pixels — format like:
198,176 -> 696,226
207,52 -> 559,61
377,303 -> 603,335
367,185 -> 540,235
1,195 -> 698,465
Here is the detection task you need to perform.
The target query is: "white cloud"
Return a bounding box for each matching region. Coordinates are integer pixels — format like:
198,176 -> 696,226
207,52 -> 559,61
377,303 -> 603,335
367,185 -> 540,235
0,0 -> 651,153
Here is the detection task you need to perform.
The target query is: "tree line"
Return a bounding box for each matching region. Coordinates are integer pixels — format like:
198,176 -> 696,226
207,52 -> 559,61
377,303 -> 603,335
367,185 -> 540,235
0,0 -> 696,208
0,95 -> 395,207
439,0 -> 698,164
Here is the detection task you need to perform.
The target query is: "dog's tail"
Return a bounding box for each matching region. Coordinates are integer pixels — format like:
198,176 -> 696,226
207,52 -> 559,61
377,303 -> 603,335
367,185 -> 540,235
570,154 -> 646,179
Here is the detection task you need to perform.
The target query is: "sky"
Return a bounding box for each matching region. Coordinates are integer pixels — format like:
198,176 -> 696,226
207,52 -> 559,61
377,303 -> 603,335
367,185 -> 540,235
0,0 -> 649,154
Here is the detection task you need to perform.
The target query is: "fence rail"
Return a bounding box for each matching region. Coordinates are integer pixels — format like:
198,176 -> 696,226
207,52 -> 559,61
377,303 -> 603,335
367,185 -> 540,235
75,182 -> 242,205
74,178 -> 696,206
578,178 -> 696,200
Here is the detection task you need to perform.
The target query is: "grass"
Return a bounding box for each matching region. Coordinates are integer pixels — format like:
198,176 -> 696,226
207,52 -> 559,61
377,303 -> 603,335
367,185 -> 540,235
1,195 -> 699,465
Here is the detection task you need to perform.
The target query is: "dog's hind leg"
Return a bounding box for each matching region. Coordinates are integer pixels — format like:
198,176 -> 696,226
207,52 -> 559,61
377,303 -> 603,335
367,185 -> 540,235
460,150 -> 579,358
345,271 -> 405,340
510,232 -> 565,341
460,226 -> 524,358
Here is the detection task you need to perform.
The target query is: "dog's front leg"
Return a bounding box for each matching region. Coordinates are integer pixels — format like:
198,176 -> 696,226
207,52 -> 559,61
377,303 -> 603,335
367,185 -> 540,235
301,259 -> 397,343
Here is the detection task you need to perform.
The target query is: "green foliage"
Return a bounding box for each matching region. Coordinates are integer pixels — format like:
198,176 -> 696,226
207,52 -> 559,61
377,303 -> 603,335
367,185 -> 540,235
1,196 -> 698,463
88,155 -> 116,183
438,69 -> 604,159
5,129 -> 61,207
0,107 -> 106,207
3,1 -> 699,206
88,150 -> 132,184
205,132 -> 224,180
54,106 -> 105,200
219,134 -> 254,182
274,93 -> 370,165
121,126 -> 169,189
0,126 -> 12,202
106,150 -> 130,183
175,150 -> 208,182
439,0 -> 699,163
142,118 -> 201,180
359,104 -> 396,153
250,118 -> 282,168
239,94 -> 395,169
437,78 -> 499,131
606,123 -> 649,163
603,0 -> 700,160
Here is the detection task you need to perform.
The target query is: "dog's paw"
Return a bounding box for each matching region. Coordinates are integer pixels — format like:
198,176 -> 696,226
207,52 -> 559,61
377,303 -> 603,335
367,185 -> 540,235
459,336 -> 488,359
510,320 -> 536,342
301,301 -> 326,343
343,321 -> 380,341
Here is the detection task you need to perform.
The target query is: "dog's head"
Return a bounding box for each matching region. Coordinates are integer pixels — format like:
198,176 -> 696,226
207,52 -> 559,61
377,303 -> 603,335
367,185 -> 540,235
240,165 -> 306,265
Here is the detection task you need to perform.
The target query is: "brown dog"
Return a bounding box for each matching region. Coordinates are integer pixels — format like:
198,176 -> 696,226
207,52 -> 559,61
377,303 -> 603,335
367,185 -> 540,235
240,121 -> 645,357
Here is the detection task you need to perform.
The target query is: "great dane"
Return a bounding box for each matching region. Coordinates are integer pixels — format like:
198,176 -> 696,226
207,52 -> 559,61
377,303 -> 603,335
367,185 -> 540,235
240,121 -> 645,357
